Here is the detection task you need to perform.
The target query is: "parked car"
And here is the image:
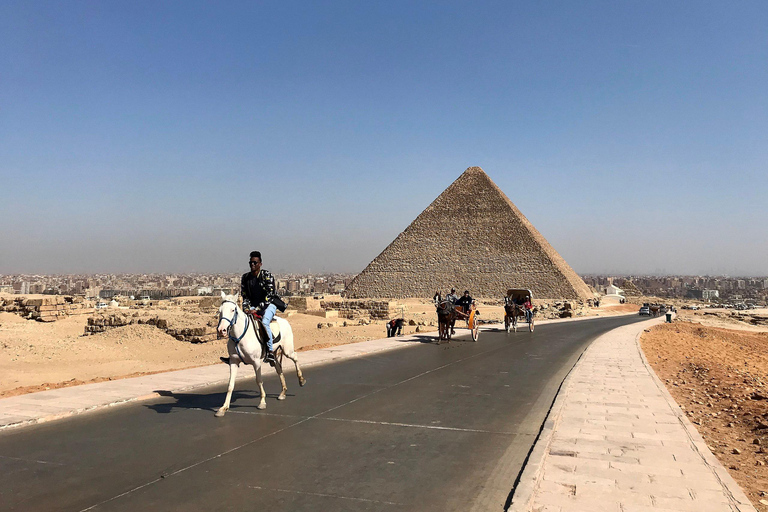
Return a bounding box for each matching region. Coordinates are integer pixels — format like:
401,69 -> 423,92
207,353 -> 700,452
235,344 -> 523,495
639,306 -> 650,316
95,302 -> 108,310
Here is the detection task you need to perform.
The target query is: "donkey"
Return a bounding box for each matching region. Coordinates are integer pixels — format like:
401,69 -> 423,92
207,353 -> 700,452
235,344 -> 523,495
215,292 -> 305,417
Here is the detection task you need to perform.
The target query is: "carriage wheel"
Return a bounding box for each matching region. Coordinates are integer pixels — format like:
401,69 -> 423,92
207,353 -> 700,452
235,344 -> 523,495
469,311 -> 480,342
471,320 -> 480,342
504,314 -> 510,333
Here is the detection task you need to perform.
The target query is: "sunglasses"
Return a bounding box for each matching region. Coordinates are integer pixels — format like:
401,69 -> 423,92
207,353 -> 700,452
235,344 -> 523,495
249,261 -> 261,266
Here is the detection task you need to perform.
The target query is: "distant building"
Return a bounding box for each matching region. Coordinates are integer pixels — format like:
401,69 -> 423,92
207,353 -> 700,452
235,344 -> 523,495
605,284 -> 624,296
702,289 -> 719,300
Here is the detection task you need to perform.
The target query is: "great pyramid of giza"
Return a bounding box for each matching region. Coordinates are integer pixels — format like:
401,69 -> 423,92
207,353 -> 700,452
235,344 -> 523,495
344,166 -> 592,300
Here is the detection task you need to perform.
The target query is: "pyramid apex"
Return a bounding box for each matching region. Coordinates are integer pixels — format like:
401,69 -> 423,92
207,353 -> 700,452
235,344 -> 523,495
462,166 -> 486,175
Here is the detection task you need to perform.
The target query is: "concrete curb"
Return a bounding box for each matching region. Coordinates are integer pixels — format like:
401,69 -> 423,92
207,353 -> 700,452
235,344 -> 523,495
635,323 -> 758,512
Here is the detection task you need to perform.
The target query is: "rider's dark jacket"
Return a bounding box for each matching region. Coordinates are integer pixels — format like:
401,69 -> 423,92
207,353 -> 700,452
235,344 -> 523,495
241,270 -> 278,312
455,295 -> 473,311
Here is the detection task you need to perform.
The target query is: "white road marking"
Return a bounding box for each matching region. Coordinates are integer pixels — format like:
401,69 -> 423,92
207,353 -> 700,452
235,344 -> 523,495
227,409 -> 514,434
319,416 -> 515,435
0,454 -> 64,466
248,485 -> 403,505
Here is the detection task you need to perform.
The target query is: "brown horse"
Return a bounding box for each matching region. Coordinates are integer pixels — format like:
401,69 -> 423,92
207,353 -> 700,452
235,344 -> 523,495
436,299 -> 457,343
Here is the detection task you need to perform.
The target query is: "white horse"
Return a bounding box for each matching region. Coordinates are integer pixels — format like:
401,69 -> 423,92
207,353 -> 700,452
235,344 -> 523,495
215,292 -> 305,417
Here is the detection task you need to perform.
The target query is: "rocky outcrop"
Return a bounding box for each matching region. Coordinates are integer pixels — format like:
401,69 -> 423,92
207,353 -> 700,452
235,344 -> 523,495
84,313 -> 218,343
0,295 -> 91,322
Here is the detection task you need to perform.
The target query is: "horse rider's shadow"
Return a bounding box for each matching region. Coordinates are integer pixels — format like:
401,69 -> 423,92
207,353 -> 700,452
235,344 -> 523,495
397,335 -> 438,344
145,389 -> 294,414
399,334 -> 484,344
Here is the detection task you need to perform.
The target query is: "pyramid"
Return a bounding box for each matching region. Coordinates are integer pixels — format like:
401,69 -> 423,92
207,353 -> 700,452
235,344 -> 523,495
344,166 -> 592,300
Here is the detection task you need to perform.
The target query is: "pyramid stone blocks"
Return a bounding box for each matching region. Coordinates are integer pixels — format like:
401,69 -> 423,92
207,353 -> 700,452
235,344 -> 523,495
344,167 -> 591,300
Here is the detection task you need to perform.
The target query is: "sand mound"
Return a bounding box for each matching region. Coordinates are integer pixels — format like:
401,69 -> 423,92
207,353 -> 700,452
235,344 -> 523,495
0,312 -> 27,324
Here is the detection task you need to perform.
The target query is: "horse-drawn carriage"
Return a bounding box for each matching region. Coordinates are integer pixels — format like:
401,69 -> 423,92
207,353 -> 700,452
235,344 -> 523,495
504,289 -> 534,332
435,297 -> 480,343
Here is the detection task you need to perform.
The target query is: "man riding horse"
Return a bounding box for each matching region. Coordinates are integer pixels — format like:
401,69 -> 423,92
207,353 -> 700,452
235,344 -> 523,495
241,251 -> 284,366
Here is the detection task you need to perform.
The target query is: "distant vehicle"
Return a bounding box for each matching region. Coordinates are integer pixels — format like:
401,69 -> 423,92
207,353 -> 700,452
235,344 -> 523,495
639,306 -> 650,316
95,302 -> 108,310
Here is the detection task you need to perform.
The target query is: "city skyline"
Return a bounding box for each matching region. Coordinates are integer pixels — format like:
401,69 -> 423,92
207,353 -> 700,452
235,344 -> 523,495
2,2 -> 766,276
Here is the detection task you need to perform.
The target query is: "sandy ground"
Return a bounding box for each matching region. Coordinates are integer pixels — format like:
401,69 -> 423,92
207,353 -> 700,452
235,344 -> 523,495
0,298 -> 636,398
642,308 -> 768,510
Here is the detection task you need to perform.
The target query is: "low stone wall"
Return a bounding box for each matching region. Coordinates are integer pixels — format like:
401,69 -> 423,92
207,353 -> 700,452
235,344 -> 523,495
84,314 -> 218,343
319,299 -> 399,319
285,297 -> 322,311
0,295 -> 91,322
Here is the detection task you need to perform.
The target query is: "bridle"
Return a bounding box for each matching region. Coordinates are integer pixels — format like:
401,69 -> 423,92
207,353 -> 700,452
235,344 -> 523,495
219,300 -> 251,344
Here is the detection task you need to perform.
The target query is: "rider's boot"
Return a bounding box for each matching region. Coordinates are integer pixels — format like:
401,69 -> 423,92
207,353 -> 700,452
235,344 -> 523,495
264,350 -> 277,367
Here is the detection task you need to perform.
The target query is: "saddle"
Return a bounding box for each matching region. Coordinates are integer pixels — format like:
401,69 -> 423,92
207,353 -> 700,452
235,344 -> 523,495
247,312 -> 283,355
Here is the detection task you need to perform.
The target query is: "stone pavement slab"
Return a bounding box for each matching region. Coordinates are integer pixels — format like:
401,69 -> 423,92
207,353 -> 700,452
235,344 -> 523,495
509,316 -> 758,512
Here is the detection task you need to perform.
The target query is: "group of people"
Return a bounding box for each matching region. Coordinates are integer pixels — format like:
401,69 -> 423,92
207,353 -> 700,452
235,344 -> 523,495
236,252 -> 536,353
434,288 -> 474,315
433,288 -> 475,335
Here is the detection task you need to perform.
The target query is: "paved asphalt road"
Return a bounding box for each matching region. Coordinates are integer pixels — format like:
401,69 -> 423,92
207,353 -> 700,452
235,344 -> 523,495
1,315 -> 646,512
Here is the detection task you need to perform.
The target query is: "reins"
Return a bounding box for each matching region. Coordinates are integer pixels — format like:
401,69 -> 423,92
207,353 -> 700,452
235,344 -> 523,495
219,300 -> 254,362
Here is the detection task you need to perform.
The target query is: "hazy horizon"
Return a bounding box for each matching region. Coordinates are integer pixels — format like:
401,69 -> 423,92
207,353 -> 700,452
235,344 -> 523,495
2,2 -> 766,276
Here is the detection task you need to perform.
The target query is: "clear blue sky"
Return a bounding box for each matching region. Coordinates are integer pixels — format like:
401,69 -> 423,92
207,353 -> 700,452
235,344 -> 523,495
1,1 -> 766,275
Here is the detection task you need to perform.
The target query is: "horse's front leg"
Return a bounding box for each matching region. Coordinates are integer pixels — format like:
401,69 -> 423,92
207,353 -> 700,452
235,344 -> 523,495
215,362 -> 239,417
253,363 -> 267,410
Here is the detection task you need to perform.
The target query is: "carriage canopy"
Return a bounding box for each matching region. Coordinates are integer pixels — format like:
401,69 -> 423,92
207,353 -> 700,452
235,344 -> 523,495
505,288 -> 534,303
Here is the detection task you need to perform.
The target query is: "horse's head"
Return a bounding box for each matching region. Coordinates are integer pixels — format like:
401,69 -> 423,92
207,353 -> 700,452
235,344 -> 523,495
217,291 -> 239,338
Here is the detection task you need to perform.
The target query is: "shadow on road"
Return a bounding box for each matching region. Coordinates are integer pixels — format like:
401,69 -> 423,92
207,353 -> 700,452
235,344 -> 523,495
145,389 -> 294,414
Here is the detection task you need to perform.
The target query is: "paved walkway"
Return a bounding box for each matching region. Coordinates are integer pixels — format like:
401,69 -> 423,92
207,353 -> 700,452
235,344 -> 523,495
510,316 -> 757,512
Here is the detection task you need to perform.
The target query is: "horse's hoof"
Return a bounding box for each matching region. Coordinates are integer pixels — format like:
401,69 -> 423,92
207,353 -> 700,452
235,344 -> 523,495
299,378 -> 306,387
257,403 -> 267,410
278,394 -> 286,401
214,408 -> 226,417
